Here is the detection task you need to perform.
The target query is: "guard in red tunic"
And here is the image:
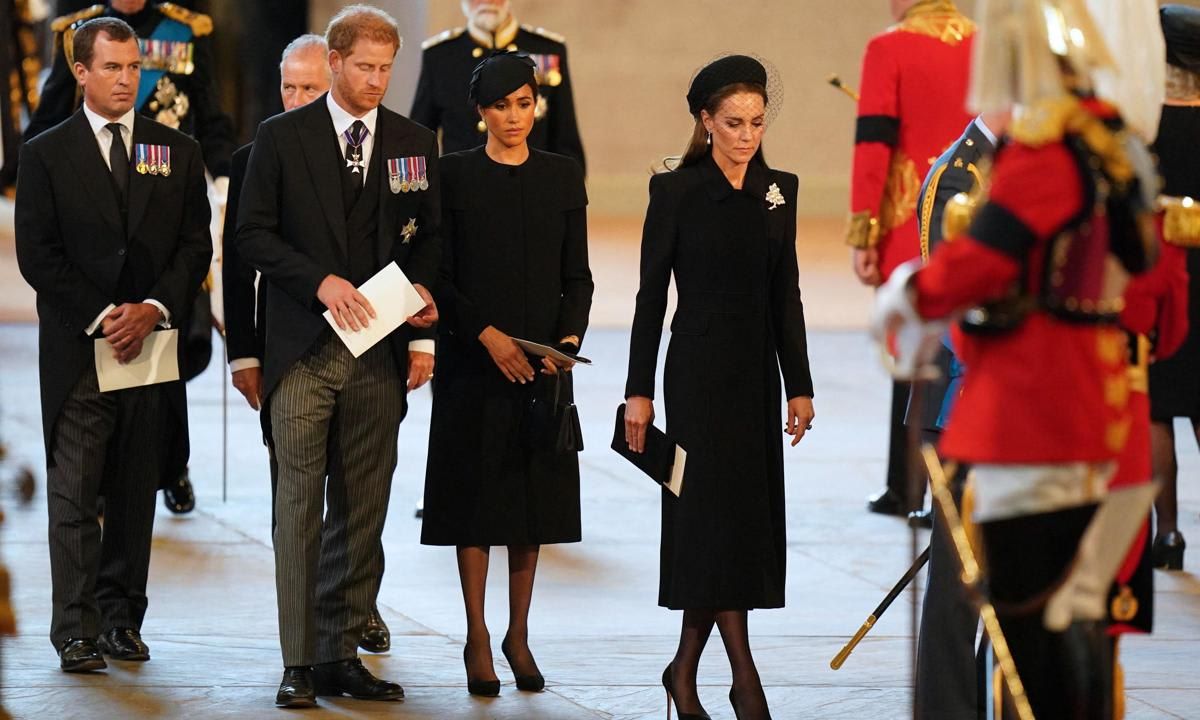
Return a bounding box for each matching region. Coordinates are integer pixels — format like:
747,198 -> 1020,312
873,1 -> 1164,715
846,0 -> 976,518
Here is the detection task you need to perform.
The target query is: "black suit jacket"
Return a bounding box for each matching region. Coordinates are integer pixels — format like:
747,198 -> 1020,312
221,143 -> 264,365
236,96 -> 442,402
15,110 -> 213,468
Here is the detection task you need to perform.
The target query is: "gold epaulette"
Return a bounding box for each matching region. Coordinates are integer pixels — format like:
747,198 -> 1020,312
521,24 -> 565,44
1012,96 -> 1133,184
49,4 -> 103,33
895,1 -> 974,45
422,27 -> 465,50
845,210 -> 881,249
157,1 -> 213,37
1160,196 -> 1200,247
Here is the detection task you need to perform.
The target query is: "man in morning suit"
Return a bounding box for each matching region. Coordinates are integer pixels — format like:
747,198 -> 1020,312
846,0 -> 976,520
411,0 -> 585,171
236,5 -> 439,708
14,16 -> 211,672
222,31 -> 397,657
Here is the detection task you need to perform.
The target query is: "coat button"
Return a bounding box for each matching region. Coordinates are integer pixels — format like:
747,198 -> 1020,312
118,248 -> 126,255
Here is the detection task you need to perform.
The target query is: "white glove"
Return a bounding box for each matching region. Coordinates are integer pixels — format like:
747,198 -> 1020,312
870,259 -> 946,380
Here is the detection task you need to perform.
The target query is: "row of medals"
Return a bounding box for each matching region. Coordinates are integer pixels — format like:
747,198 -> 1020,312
390,174 -> 429,193
136,160 -> 170,177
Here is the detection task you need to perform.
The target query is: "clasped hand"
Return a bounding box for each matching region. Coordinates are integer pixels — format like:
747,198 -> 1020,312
317,275 -> 438,331
101,302 -> 162,364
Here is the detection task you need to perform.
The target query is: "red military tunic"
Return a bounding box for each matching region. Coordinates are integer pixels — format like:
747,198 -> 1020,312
847,0 -> 975,280
913,99 -> 1136,464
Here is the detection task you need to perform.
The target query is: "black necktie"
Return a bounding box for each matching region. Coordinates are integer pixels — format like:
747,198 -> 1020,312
107,123 -> 129,206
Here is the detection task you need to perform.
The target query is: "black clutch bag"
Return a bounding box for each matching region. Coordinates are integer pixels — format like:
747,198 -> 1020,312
610,403 -> 685,495
522,371 -> 583,453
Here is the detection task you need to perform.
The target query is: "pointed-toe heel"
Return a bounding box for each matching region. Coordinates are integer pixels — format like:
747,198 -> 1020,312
463,645 -> 501,697
1153,531 -> 1186,571
501,639 -> 545,692
661,664 -> 711,720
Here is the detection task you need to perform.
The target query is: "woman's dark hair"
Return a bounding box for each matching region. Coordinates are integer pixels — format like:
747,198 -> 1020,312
478,81 -> 540,109
675,81 -> 768,170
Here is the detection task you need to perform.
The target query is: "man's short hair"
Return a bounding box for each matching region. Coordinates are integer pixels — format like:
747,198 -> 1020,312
325,4 -> 401,58
279,33 -> 329,71
73,17 -> 137,69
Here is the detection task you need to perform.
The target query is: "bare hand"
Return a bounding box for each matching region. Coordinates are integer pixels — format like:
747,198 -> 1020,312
479,326 -> 535,384
115,335 -> 144,364
232,367 -> 263,410
624,395 -> 654,454
853,247 -> 882,287
102,303 -> 161,361
317,274 -> 375,331
784,396 -> 815,447
407,350 -> 434,392
406,283 -> 439,328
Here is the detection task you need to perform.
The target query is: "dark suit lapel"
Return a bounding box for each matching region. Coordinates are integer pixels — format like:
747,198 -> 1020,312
374,109 -> 406,266
126,115 -> 155,239
299,97 -> 348,255
64,111 -> 123,234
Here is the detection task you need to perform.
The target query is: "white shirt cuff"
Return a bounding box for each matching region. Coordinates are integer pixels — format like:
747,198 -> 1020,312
211,175 -> 230,205
229,357 -> 262,373
408,339 -> 435,355
144,299 -> 171,328
86,303 -> 117,336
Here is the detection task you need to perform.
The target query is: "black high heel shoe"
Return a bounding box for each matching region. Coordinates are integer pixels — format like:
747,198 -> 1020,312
730,687 -> 772,720
463,645 -> 500,697
1153,531 -> 1186,571
661,664 -> 710,720
501,638 -> 545,692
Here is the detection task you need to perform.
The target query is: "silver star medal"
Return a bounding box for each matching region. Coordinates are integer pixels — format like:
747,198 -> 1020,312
765,182 -> 786,211
401,218 -> 418,244
347,148 -> 365,174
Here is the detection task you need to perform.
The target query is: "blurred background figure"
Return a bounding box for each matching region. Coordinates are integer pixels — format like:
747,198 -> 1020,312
0,0 -> 48,194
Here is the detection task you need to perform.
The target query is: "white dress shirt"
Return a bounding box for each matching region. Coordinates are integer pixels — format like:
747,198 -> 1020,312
229,94 -> 431,372
81,102 -> 170,336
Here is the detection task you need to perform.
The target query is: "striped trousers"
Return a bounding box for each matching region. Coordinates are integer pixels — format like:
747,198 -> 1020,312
271,333 -> 403,666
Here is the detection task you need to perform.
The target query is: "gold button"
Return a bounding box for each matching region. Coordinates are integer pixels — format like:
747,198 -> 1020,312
472,47 -> 483,58
507,44 -> 517,51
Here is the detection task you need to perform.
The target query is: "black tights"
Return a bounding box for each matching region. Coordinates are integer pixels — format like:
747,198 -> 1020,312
669,609 -> 770,719
1150,418 -> 1200,536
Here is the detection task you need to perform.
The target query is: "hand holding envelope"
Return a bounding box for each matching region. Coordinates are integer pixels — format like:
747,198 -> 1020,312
322,262 -> 434,358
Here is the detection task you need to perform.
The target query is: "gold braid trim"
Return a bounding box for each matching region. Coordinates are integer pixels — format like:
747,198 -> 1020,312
919,162 -> 949,260
49,4 -> 103,33
845,210 -> 881,249
1160,196 -> 1200,247
158,2 -> 213,37
1013,96 -> 1133,184
896,1 -> 975,45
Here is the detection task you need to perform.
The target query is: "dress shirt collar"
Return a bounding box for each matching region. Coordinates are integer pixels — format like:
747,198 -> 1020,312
973,115 -> 999,148
326,92 -> 378,139
82,102 -> 136,140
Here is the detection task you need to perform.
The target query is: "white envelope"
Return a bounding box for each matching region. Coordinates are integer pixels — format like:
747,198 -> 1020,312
323,262 -> 428,358
93,329 -> 180,393
666,445 -> 687,497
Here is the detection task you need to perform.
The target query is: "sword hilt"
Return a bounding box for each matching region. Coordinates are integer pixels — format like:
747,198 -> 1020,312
830,615 -> 875,670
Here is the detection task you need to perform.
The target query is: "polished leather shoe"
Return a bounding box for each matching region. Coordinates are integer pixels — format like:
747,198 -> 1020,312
163,469 -> 195,514
276,666 -> 317,708
1153,531 -> 1186,571
359,607 -> 391,653
312,657 -> 404,700
907,509 -> 933,529
501,638 -> 544,692
97,627 -> 150,661
867,488 -> 907,517
60,638 -> 107,673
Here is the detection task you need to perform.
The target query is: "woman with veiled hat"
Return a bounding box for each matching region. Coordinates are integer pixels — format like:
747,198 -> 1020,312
420,51 -> 593,698
623,55 -> 815,720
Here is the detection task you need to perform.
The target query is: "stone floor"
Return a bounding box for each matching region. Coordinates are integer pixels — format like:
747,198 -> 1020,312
1,322 -> 1198,719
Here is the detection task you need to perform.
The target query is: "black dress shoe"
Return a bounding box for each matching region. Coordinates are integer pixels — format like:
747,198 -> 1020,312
907,509 -> 933,529
163,469 -> 195,514
276,666 -> 317,708
312,658 -> 404,700
662,663 -> 710,720
359,607 -> 391,653
1153,531 -> 1186,571
501,638 -> 545,692
867,488 -> 907,517
59,638 -> 107,673
463,645 -> 501,697
97,627 -> 150,661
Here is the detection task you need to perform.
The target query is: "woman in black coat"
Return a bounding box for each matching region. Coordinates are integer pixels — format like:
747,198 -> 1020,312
623,56 -> 814,720
420,52 -> 593,697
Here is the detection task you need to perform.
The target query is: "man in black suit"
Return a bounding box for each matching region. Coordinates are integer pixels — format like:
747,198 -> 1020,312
236,5 -> 439,708
14,16 -> 211,672
222,31 -> 393,657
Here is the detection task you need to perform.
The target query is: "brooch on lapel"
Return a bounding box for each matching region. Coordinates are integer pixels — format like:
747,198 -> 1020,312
401,218 -> 418,244
134,144 -> 171,176
765,183 -> 785,211
388,156 -> 429,194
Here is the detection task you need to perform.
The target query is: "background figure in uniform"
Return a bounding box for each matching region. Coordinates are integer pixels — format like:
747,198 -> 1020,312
845,0 -> 974,519
910,110 -> 1007,720
236,5 -> 439,708
411,0 -> 585,172
0,0 -> 44,192
874,1 -> 1163,715
24,0 -> 237,515
1148,3 -> 1200,572
14,17 -> 211,672
623,55 -> 814,720
221,32 -> 392,657
421,52 -> 592,698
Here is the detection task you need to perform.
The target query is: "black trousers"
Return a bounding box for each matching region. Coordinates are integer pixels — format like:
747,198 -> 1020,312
887,380 -> 924,508
47,366 -> 168,650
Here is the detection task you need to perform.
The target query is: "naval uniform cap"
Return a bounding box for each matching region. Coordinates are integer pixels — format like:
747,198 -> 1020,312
1162,4 -> 1200,74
